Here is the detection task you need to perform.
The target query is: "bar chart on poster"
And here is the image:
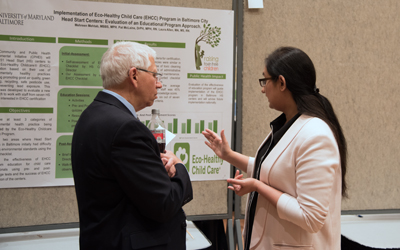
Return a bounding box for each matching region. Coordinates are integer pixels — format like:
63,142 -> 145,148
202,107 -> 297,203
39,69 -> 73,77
141,114 -> 220,135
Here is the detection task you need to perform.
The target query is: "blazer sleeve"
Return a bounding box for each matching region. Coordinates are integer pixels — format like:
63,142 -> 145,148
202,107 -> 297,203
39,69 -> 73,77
247,157 -> 255,176
276,125 -> 340,233
109,119 -> 192,223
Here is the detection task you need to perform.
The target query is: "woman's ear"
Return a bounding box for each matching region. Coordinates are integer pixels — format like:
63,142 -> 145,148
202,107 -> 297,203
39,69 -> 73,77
278,75 -> 287,91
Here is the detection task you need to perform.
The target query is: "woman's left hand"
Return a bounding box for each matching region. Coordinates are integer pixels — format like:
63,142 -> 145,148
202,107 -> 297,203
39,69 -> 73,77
227,170 -> 258,196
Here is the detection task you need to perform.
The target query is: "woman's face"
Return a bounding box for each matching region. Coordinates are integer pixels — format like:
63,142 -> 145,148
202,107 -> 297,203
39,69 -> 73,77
261,67 -> 283,111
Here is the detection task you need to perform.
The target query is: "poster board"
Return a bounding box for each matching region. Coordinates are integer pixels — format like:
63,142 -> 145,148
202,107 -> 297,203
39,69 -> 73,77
0,0 -> 234,187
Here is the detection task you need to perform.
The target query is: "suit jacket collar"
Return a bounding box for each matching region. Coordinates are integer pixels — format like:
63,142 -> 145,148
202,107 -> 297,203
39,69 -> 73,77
94,91 -> 136,118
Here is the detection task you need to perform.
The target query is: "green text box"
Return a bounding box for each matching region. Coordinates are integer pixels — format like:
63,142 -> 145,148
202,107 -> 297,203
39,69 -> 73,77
55,135 -> 73,178
59,46 -> 108,86
115,40 -> 185,48
0,35 -> 56,43
0,107 -> 53,113
58,37 -> 108,45
57,88 -> 102,133
187,73 -> 226,79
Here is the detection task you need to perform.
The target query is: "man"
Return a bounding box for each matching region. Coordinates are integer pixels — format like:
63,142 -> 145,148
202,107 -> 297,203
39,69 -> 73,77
71,41 -> 193,250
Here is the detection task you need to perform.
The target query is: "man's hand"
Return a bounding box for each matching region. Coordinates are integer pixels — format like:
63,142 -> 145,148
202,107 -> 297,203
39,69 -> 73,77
161,150 -> 183,178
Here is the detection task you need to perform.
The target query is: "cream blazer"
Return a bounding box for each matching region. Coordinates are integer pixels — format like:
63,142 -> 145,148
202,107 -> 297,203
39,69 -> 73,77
244,115 -> 342,250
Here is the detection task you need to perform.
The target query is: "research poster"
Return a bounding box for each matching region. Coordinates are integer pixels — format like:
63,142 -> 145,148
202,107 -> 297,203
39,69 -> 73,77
0,0 -> 234,188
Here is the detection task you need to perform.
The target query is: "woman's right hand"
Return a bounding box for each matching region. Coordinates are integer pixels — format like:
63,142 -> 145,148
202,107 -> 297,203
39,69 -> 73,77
202,129 -> 230,160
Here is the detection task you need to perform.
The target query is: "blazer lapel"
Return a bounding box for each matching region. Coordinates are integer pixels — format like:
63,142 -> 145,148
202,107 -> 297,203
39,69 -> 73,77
261,115 -> 312,185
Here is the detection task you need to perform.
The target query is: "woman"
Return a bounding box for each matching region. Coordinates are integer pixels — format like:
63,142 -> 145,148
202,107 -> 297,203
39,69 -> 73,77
202,46 -> 347,250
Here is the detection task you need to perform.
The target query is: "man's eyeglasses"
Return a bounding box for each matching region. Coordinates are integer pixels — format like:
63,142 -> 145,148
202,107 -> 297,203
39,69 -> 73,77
128,67 -> 162,83
259,77 -> 274,87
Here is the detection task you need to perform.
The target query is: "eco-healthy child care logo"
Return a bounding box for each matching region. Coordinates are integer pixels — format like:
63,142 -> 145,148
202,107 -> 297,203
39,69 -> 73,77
174,143 -> 190,172
195,24 -> 221,70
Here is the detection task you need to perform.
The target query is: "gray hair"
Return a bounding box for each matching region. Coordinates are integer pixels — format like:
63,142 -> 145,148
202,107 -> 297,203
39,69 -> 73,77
100,41 -> 156,89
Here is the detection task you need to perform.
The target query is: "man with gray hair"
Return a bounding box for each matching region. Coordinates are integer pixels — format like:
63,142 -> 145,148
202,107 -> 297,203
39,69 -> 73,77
71,41 -> 193,250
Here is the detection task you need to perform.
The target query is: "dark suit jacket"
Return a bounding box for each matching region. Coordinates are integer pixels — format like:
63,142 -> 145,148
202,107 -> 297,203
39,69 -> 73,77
71,91 -> 193,250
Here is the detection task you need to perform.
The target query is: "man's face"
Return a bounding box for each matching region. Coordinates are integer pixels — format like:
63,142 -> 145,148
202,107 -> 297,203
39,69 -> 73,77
136,56 -> 162,108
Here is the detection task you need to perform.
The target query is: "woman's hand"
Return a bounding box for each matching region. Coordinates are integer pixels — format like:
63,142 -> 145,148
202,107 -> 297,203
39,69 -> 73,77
202,129 -> 230,160
161,150 -> 182,178
227,170 -> 243,194
227,170 -> 258,196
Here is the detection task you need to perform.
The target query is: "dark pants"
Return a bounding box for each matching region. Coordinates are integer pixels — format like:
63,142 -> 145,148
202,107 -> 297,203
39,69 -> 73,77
193,220 -> 228,250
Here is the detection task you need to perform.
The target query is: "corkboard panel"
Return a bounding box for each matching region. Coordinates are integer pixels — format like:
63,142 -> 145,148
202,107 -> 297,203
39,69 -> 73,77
0,182 -> 227,228
240,0 -> 400,213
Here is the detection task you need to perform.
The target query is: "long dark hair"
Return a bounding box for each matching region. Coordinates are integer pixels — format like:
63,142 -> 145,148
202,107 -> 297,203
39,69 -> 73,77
265,46 -> 348,197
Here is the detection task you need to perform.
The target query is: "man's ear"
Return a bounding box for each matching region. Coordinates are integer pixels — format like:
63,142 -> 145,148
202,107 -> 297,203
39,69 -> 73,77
278,75 -> 287,91
128,68 -> 138,86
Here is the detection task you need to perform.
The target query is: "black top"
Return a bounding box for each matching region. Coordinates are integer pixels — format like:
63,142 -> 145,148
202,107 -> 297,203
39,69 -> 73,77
244,113 -> 301,250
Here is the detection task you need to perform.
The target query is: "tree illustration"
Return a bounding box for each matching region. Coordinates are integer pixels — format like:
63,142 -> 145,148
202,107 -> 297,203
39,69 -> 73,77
195,24 -> 221,70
